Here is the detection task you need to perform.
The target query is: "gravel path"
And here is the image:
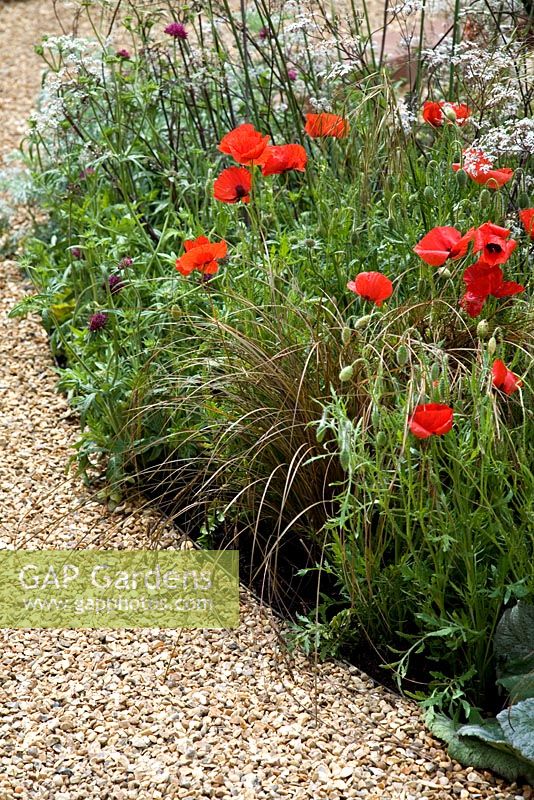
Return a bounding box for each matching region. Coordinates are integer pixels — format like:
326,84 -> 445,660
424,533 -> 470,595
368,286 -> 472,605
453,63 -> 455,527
0,2 -> 532,799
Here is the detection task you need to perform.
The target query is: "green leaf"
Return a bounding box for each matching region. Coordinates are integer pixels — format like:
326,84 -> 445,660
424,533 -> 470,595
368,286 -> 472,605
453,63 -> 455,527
495,602 -> 534,669
495,602 -> 534,702
8,292 -> 51,318
497,699 -> 534,762
429,714 -> 534,786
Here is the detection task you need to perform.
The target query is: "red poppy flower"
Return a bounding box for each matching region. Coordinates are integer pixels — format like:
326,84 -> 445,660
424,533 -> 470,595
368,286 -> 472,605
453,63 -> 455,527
452,148 -> 513,189
304,113 -> 350,139
413,226 -> 474,266
347,272 -> 393,306
218,123 -> 270,165
213,167 -> 251,204
422,101 -> 471,127
492,359 -> 522,396
460,263 -> 524,317
176,236 -> 228,276
409,403 -> 454,439
519,208 -> 534,239
259,144 -> 307,176
472,222 -> 517,267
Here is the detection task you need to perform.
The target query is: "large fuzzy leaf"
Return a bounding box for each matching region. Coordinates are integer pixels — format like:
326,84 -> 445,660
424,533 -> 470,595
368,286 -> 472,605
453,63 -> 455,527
497,699 -> 534,762
495,602 -> 534,702
498,670 -> 534,702
430,714 -> 534,786
495,602 -> 534,673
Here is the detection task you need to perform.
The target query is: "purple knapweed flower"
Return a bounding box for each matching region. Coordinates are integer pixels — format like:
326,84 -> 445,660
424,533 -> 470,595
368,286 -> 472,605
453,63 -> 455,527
116,48 -> 131,59
118,256 -> 133,269
88,312 -> 109,332
258,27 -> 269,41
164,22 -> 187,39
287,68 -> 297,81
70,247 -> 83,260
106,274 -> 124,294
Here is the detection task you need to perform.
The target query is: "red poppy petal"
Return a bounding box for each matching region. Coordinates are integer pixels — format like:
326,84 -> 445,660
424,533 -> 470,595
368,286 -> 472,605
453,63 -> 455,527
491,281 -> 524,298
184,236 -> 210,251
491,359 -> 508,388
460,292 -> 486,318
413,226 -> 463,266
409,403 -> 453,438
519,208 -> 534,238
503,371 -> 522,395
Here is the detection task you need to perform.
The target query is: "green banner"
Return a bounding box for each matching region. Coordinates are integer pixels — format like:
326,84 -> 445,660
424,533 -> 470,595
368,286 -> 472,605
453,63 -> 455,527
0,550 -> 239,629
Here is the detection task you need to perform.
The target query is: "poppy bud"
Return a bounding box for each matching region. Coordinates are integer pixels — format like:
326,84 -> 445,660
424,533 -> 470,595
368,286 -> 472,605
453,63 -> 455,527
518,191 -> 531,209
479,188 -> 492,208
456,169 -> 468,188
371,405 -> 381,428
341,326 -> 352,345
487,336 -> 497,356
430,362 -> 441,382
494,194 -> 506,218
441,105 -> 457,122
376,430 -> 387,448
397,345 -> 409,367
426,160 -> 438,177
354,314 -> 373,330
388,193 -> 400,219
437,267 -> 451,278
339,365 -> 354,382
476,319 -> 490,339
423,186 -> 435,203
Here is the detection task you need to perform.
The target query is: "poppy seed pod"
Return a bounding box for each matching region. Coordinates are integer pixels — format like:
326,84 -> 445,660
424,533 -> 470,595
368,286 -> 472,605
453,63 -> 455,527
487,336 -> 497,356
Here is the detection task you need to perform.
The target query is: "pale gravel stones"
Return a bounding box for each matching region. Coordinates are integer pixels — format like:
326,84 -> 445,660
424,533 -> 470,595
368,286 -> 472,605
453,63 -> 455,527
0,2 -> 533,799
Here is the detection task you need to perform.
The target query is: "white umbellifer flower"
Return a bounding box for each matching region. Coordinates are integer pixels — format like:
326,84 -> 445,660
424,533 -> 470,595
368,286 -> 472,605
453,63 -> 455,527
450,40 -> 521,83
389,0 -> 425,17
474,119 -> 534,158
394,99 -> 416,135
308,96 -> 333,112
422,37 -> 454,69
